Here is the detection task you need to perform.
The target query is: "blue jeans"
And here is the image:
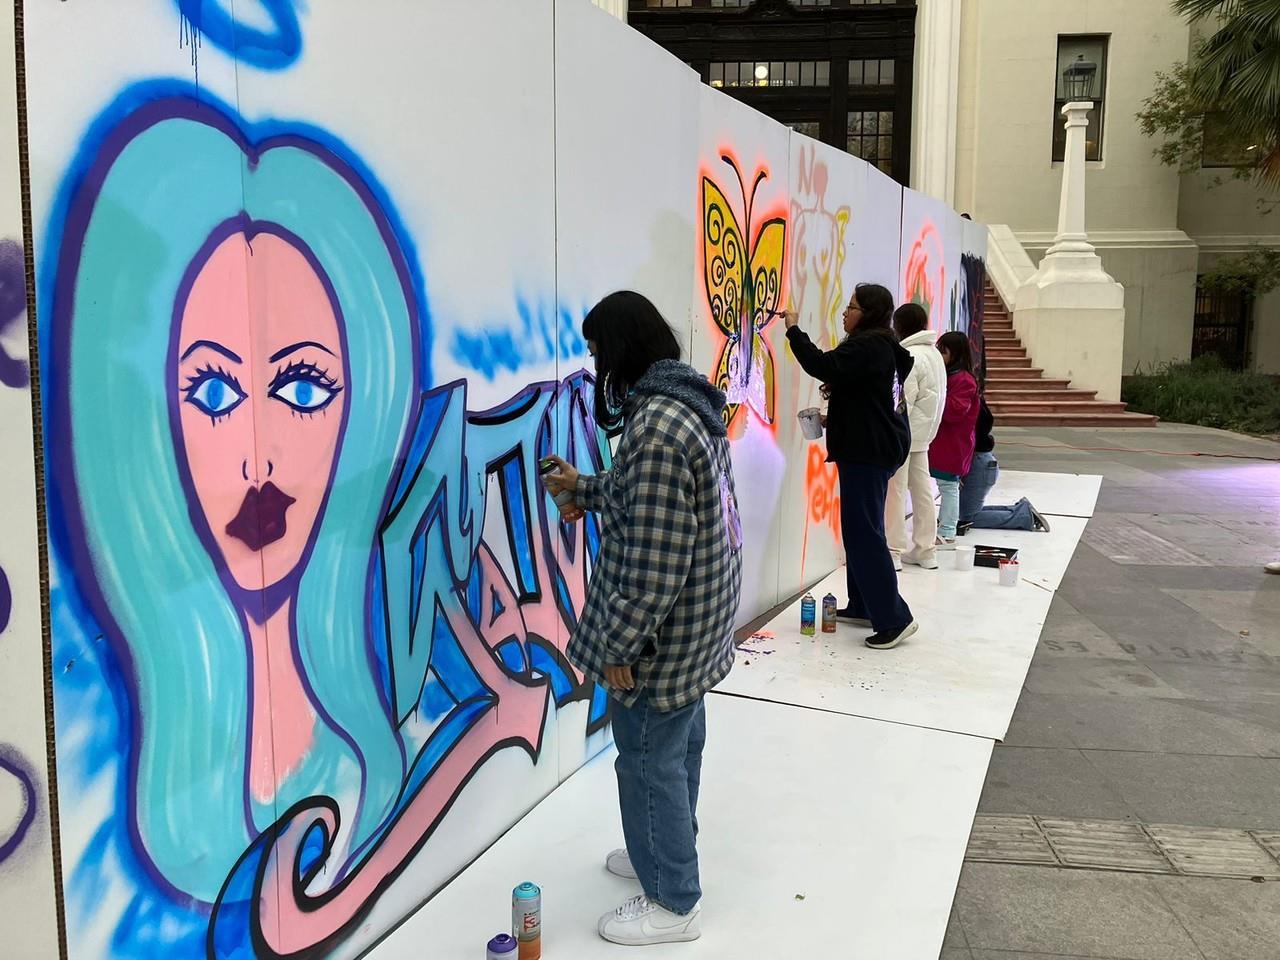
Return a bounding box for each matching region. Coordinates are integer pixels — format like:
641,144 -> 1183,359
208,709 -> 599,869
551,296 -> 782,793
612,692 -> 705,914
960,452 -> 1036,530
959,451 -> 999,525
934,475 -> 961,539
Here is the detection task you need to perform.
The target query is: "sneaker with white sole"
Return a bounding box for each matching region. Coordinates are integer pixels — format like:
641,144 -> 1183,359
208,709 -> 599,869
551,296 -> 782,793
866,620 -> 919,650
598,895 -> 702,945
902,548 -> 939,570
1267,561 -> 1280,575
606,848 -> 638,879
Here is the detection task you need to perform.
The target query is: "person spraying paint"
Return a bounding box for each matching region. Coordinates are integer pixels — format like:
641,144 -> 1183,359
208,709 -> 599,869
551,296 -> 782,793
541,291 -> 743,946
784,284 -> 919,651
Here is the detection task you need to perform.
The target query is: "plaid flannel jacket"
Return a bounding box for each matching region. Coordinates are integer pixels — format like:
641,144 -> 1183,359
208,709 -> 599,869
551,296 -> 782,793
568,395 -> 743,712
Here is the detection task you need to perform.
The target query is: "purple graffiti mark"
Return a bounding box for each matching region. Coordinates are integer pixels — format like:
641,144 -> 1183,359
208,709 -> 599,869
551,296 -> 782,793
0,745 -> 37,864
0,238 -> 29,389
0,565 -> 11,635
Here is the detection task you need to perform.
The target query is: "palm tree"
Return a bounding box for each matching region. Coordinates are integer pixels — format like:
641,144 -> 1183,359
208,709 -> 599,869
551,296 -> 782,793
1173,0 -> 1280,185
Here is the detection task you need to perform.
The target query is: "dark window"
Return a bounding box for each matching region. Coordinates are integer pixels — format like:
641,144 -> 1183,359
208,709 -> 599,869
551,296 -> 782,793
1052,35 -> 1107,162
1192,280 -> 1252,370
1201,112 -> 1258,169
849,58 -> 895,87
847,110 -> 894,174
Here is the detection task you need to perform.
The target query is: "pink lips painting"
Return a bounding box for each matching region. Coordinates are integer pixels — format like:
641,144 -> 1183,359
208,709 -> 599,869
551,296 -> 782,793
225,481 -> 297,552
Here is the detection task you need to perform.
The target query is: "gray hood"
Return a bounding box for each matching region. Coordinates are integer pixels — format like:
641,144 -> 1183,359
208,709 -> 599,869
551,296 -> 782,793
630,359 -> 728,438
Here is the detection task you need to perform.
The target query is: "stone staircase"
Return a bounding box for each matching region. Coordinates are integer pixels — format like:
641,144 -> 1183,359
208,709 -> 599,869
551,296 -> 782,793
982,279 -> 1157,428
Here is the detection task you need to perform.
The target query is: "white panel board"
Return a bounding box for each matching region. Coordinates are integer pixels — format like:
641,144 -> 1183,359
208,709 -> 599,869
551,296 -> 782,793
693,86 -> 792,625
373,694 -> 993,960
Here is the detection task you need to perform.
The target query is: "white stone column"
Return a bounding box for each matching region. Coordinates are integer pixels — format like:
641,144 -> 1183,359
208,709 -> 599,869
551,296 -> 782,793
1015,102 -> 1127,400
591,0 -> 627,20
911,0 -> 961,204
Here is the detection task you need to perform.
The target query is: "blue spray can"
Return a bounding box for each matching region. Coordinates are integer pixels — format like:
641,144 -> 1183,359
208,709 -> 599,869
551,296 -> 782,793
800,593 -> 816,636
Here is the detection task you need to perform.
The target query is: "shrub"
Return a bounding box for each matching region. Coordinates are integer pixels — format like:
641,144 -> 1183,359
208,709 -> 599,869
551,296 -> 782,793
1122,356 -> 1280,436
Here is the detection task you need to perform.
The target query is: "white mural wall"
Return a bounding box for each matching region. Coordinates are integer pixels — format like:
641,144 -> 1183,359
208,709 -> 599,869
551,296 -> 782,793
4,2 -> 987,957
0,1 -> 60,957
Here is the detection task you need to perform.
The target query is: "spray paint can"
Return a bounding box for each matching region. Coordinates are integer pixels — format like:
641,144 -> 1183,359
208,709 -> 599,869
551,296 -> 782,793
821,593 -> 838,633
538,457 -> 575,509
800,593 -> 816,636
512,882 -> 542,959
487,933 -> 518,960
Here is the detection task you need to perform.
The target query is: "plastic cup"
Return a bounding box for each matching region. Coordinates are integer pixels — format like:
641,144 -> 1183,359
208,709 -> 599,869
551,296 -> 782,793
999,560 -> 1020,586
954,545 -> 976,570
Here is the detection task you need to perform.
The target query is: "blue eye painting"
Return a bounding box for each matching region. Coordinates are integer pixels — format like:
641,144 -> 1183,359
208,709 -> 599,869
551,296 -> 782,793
269,360 -> 342,413
184,367 -> 246,420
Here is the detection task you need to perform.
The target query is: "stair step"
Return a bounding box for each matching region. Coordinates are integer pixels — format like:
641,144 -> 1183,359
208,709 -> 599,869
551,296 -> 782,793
987,357 -> 1034,368
987,400 -> 1130,415
986,366 -> 1044,378
986,377 -> 1070,389
986,389 -> 1098,402
993,412 -> 1159,428
986,347 -> 1027,358
984,321 -> 1014,330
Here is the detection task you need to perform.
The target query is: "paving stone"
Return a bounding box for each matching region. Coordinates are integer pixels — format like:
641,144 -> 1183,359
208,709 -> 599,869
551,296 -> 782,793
1082,751 -> 1280,830
1150,874 -> 1280,960
954,863 -> 1202,959
979,747 -> 1135,821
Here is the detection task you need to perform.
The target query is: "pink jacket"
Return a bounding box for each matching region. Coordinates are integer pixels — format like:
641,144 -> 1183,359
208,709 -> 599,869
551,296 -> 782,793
928,370 -> 980,477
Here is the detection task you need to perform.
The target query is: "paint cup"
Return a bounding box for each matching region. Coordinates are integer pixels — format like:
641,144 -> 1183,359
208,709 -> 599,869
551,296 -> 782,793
797,407 -> 824,440
487,934 -> 518,959
999,559 -> 1020,587
954,545 -> 976,571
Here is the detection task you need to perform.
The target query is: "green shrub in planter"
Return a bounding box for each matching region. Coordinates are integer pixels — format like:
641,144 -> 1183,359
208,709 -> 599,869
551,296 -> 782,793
1122,356 -> 1280,435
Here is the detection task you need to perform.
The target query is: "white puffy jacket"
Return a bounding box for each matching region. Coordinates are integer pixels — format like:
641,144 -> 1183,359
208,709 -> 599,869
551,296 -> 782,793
899,329 -> 948,453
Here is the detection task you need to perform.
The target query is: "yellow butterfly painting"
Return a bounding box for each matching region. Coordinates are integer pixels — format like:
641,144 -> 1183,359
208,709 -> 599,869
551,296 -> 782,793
702,153 -> 787,428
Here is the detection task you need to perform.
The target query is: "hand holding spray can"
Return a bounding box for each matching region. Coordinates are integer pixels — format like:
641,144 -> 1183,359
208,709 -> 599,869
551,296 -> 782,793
538,457 -> 575,511
800,593 -> 816,636
512,882 -> 542,959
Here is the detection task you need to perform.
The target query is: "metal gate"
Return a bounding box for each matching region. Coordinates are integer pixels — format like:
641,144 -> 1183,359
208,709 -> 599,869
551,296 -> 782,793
1191,282 -> 1252,370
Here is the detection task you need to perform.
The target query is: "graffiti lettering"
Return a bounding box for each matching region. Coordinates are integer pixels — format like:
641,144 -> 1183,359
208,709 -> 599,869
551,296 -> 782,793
805,443 -> 840,540
450,300 -> 589,380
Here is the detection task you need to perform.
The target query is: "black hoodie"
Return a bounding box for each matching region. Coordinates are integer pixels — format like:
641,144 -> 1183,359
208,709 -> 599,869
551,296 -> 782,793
786,325 -> 914,470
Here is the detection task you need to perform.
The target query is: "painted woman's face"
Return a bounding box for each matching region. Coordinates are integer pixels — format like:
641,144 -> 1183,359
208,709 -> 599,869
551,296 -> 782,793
175,231 -> 347,593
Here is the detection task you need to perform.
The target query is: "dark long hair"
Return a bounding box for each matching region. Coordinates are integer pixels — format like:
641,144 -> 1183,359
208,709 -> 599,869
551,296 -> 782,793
582,290 -> 682,435
852,283 -> 894,335
938,331 -> 975,376
893,302 -> 929,341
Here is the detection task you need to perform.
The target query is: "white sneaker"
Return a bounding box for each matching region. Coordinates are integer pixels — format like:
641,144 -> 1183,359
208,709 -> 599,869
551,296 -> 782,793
606,848 -> 638,879
598,895 -> 702,945
892,554 -> 904,572
902,549 -> 939,570
1266,561 -> 1280,575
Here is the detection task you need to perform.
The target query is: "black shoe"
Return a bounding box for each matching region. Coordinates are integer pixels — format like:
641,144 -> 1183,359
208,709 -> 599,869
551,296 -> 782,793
956,522 -> 973,537
866,620 -> 919,650
1028,503 -> 1051,532
836,606 -> 872,628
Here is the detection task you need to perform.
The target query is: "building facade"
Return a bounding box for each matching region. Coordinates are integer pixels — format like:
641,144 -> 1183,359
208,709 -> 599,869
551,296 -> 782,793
628,0 -> 1280,374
